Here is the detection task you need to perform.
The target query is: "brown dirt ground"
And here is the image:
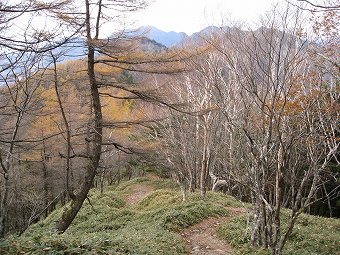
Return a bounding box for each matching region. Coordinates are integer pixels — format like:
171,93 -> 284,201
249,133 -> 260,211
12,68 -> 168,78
145,172 -> 161,181
180,207 -> 246,255
124,179 -> 246,255
125,184 -> 154,205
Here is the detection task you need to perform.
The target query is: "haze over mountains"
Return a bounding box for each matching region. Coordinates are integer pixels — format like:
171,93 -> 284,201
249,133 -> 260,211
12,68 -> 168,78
141,26 -> 188,47
55,25 -> 287,63
141,25 -> 222,47
56,25 -> 206,61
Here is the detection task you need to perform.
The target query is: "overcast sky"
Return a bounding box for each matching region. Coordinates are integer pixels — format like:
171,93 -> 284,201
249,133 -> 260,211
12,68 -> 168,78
132,0 -> 283,35
11,0 -> 289,39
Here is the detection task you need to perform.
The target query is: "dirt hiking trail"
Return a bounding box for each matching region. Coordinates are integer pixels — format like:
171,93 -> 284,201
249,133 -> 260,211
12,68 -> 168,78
181,207 -> 246,255
181,216 -> 232,255
124,177 -> 245,255
125,184 -> 153,205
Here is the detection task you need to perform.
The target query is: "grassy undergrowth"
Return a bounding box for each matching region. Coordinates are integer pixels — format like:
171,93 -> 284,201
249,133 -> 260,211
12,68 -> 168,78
0,177 -> 238,255
1,176 -> 339,254
217,210 -> 340,255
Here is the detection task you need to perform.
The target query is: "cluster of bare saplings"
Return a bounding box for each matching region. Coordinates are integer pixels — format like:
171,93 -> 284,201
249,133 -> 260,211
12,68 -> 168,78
0,1 -> 338,254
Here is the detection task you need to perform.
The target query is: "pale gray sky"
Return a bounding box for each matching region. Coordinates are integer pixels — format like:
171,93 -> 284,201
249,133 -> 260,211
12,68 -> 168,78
132,0 -> 283,35
11,0 -> 288,39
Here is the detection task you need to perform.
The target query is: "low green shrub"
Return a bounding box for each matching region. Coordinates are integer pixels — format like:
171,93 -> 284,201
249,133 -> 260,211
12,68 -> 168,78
0,178 -> 234,254
217,211 -> 340,255
2,176 -> 338,255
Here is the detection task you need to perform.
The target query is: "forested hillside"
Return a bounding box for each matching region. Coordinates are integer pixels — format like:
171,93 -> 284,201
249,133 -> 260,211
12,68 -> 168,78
0,0 -> 339,254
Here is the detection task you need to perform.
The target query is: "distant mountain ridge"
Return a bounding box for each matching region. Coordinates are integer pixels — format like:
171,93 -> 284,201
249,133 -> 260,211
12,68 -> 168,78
141,26 -> 188,48
141,26 -> 224,48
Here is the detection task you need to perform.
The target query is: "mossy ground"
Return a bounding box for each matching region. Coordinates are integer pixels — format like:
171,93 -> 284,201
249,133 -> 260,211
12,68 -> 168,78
1,176 -> 339,254
0,177 -> 236,255
217,209 -> 340,255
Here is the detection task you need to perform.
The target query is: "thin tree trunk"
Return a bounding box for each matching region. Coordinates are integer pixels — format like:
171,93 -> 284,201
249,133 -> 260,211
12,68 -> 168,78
322,183 -> 332,217
0,106 -> 26,237
40,125 -> 50,218
194,115 -> 200,189
55,0 -> 102,233
272,144 -> 284,253
51,53 -> 75,200
0,168 -> 9,238
100,169 -> 105,194
177,175 -> 187,202
200,121 -> 208,199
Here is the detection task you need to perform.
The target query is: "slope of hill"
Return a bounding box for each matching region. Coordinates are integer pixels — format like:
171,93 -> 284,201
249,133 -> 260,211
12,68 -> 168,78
186,26 -> 222,41
142,26 -> 188,47
141,25 -> 225,47
1,175 -> 339,255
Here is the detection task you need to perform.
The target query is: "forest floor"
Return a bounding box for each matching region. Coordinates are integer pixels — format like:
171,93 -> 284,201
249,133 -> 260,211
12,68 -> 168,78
125,173 -> 160,205
2,175 -> 339,255
180,207 -> 246,255
125,184 -> 154,205
125,178 -> 242,255
180,216 -> 232,255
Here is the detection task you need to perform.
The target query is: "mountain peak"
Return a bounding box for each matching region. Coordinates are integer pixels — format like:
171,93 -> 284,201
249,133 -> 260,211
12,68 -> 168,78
141,26 -> 188,47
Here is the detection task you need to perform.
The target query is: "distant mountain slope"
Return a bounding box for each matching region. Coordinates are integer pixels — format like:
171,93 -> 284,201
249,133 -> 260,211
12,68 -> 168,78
142,26 -> 188,48
49,36 -> 167,64
188,25 -> 222,40
141,26 -> 225,47
137,37 -> 168,52
181,26 -> 229,46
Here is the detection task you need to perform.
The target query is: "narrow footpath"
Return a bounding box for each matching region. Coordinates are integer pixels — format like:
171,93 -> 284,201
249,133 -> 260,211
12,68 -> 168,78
124,178 -> 245,255
181,207 -> 246,255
